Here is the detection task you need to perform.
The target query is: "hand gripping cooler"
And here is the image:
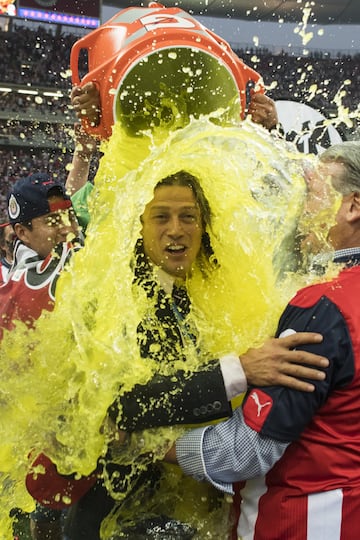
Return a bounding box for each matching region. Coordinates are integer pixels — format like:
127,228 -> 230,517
70,2 -> 264,139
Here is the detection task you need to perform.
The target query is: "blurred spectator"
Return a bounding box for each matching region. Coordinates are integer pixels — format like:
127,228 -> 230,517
0,147 -> 73,214
0,119 -> 72,146
234,47 -> 360,113
0,221 -> 14,285
0,90 -> 71,117
0,25 -> 77,89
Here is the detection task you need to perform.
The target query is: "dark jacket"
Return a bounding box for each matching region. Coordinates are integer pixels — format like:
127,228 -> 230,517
65,240 -> 232,539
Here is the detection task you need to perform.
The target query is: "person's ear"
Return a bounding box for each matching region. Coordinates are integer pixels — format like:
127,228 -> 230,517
347,191 -> 360,223
14,223 -> 31,243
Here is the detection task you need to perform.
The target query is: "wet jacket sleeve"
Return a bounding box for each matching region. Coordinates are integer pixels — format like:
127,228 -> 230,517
109,360 -> 232,431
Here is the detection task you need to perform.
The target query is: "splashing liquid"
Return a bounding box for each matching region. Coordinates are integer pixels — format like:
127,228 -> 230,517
0,117 -> 338,538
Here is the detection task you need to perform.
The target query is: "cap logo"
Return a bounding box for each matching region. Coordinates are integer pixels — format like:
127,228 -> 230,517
8,194 -> 21,221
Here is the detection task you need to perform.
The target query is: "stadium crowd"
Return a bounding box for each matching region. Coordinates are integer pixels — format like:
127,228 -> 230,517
0,25 -> 77,89
236,47 -> 360,112
0,22 -> 359,216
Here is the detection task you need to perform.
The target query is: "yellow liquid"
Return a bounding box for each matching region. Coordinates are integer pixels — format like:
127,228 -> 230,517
0,117 -> 338,538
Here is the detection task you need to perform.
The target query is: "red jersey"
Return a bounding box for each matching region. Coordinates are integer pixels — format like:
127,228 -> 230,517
0,241 -> 73,337
238,264 -> 360,540
1,239 -> 97,509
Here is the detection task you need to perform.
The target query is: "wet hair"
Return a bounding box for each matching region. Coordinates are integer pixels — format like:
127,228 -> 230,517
320,141 -> 360,195
155,170 -> 217,271
156,171 -> 212,229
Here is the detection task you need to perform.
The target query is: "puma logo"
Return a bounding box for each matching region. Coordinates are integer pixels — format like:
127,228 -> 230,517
250,391 -> 272,417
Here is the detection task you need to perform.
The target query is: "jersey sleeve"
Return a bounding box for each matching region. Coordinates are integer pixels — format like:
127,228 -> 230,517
242,295 -> 354,442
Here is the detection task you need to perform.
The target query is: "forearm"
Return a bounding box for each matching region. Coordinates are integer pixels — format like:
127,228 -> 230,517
65,123 -> 99,196
65,152 -> 92,195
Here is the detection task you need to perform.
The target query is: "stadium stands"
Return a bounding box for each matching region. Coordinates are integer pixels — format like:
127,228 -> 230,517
0,22 -> 359,216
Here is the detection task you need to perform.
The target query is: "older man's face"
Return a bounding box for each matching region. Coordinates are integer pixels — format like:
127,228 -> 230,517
322,161 -> 354,251
299,160 -> 342,257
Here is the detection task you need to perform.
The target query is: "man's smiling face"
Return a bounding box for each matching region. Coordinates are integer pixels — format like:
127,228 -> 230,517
141,184 -> 203,279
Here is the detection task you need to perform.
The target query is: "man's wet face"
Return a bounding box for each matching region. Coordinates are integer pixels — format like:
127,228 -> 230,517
141,185 -> 203,279
16,196 -> 79,258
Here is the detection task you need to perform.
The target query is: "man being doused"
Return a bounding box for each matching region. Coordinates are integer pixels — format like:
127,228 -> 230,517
27,171 -> 328,539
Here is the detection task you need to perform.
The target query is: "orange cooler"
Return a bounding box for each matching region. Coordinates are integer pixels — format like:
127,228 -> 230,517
70,2 -> 263,138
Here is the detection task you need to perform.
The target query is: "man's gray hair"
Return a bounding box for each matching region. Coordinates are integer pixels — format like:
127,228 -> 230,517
320,141 -> 360,194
